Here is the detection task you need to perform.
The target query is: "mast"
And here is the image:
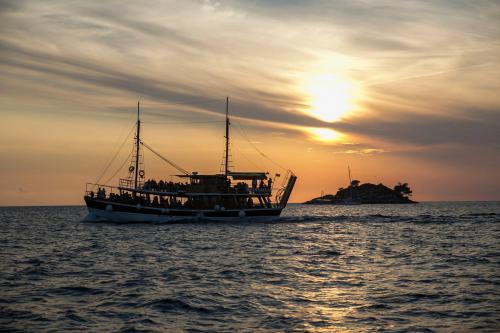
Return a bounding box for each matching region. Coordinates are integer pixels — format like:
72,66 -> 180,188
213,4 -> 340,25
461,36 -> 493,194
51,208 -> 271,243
134,101 -> 141,189
348,165 -> 352,184
224,96 -> 230,178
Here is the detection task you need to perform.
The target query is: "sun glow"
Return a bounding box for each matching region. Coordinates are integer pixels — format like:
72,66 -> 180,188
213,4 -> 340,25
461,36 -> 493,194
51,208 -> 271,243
308,127 -> 343,142
305,75 -> 359,122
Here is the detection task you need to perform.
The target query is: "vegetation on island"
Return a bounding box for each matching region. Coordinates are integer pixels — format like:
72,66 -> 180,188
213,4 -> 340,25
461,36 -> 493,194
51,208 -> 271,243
304,180 -> 417,204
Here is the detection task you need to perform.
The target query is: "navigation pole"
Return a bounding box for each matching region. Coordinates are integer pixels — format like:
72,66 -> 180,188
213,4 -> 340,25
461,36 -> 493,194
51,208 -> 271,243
224,97 -> 230,179
134,101 -> 141,189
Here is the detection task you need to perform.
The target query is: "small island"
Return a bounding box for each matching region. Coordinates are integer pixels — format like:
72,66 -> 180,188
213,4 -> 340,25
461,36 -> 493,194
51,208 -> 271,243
304,180 -> 417,205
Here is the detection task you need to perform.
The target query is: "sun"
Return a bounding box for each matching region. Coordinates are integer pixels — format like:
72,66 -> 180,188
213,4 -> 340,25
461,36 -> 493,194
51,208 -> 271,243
307,127 -> 343,142
305,75 -> 358,122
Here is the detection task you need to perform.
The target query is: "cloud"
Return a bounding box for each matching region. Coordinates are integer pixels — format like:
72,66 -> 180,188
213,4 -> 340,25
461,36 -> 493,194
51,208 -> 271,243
345,34 -> 420,53
0,41 -> 322,128
332,108 -> 500,147
2,32 -> 499,151
0,0 -> 22,12
1,0 -> 499,150
73,4 -> 203,48
335,148 -> 387,155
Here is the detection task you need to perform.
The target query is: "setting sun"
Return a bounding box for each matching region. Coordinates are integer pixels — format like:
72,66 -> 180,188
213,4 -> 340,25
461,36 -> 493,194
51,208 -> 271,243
305,75 -> 359,122
307,127 -> 343,142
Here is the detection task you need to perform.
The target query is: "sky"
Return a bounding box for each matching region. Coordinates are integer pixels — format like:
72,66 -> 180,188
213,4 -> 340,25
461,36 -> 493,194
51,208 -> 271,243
1,0 -> 499,205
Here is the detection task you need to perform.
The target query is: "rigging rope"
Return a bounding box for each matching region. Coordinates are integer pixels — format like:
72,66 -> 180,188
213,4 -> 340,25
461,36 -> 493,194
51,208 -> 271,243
102,146 -> 134,185
140,140 -> 190,175
94,123 -> 136,185
140,98 -> 224,109
231,133 -> 264,170
143,120 -> 224,125
232,121 -> 288,171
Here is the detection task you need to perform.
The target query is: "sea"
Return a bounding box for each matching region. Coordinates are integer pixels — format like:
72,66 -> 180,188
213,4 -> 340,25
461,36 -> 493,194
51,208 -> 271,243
1,202 -> 499,332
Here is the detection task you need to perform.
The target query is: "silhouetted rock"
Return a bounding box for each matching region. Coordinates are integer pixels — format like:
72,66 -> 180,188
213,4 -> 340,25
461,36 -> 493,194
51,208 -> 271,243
304,182 -> 417,204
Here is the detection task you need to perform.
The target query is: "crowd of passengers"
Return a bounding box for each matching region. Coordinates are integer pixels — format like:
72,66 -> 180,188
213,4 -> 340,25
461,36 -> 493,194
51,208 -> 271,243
234,178 -> 273,194
89,187 -> 270,209
142,180 -> 189,192
141,178 -> 273,194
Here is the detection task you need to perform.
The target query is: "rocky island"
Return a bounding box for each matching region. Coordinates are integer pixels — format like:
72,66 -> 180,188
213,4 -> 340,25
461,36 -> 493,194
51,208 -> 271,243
304,180 -> 417,204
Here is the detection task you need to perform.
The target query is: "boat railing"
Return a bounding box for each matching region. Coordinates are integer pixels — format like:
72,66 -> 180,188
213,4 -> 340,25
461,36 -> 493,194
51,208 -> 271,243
274,170 -> 294,205
85,183 -> 120,197
119,178 -> 134,188
247,187 -> 271,195
86,182 -> 275,198
85,182 -> 283,209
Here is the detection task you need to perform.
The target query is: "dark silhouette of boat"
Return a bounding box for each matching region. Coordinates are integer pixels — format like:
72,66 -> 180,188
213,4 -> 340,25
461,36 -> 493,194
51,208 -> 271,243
83,98 -> 297,222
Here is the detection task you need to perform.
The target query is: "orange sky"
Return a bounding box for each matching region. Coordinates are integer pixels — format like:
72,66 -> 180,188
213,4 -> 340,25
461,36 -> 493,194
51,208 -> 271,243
1,0 -> 499,205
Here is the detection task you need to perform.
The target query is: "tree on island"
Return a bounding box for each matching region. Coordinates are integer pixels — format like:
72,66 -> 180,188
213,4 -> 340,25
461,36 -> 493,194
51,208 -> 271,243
350,179 -> 360,187
393,182 -> 413,197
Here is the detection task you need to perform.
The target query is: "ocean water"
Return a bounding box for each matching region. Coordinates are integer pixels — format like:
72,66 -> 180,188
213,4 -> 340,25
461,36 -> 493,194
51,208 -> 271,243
1,202 -> 499,332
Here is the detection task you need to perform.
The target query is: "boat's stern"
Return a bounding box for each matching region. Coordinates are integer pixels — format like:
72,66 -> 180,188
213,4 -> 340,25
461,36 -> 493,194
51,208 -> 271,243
278,173 -> 297,208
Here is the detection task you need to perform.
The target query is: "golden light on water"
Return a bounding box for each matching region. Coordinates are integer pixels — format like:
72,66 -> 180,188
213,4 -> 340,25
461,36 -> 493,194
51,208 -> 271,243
305,75 -> 359,122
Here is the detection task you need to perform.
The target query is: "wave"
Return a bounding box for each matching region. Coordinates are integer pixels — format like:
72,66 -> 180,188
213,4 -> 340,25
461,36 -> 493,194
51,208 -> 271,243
47,286 -> 106,296
279,212 -> 498,224
142,298 -> 226,315
316,249 -> 342,257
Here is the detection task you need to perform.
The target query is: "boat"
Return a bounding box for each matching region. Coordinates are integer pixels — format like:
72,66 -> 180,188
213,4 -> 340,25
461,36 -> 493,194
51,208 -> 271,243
83,98 -> 297,222
303,166 -> 361,205
333,166 -> 361,205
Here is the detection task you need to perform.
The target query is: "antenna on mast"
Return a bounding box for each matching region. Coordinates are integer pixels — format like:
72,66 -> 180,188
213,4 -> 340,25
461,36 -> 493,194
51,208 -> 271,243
134,101 -> 141,189
224,96 -> 230,179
